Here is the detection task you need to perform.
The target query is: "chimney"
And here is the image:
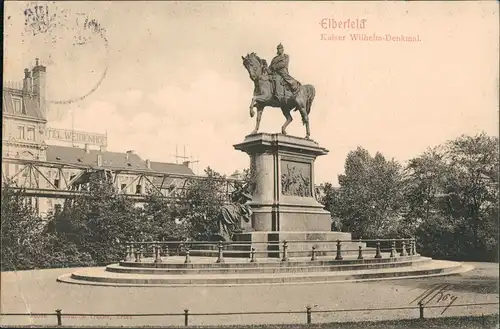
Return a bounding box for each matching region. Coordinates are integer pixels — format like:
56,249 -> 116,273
146,159 -> 151,169
32,58 -> 46,120
23,68 -> 32,94
84,143 -> 90,153
126,150 -> 134,161
97,154 -> 103,166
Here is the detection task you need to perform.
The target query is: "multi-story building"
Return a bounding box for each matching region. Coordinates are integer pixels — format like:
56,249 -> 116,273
2,60 -> 47,162
2,59 -> 196,217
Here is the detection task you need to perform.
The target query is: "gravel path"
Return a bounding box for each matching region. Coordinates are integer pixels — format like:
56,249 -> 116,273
1,262 -> 498,327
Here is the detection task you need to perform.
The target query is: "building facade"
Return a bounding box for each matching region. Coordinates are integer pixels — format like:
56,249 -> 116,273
2,60 -> 48,162
2,59 -> 196,217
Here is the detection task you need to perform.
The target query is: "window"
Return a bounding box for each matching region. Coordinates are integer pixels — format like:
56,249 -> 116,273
27,127 -> 35,141
135,184 -> 142,194
13,98 -> 22,113
54,179 -> 60,188
17,126 -> 25,139
121,184 -> 127,192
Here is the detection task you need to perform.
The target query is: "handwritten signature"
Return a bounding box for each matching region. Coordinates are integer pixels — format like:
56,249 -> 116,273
409,283 -> 459,314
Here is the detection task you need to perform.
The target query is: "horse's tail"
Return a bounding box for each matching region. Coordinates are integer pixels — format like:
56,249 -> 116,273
305,85 -> 315,115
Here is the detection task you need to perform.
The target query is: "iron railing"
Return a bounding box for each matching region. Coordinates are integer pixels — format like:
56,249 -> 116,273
122,238 -> 419,263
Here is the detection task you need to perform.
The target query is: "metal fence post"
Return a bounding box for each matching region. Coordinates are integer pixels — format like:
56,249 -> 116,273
282,240 -> 289,262
401,240 -> 408,257
306,306 -> 312,324
124,244 -> 130,261
335,240 -> 343,260
311,245 -> 317,261
250,247 -> 256,263
184,309 -> 189,326
418,302 -> 424,319
216,242 -> 225,263
357,245 -> 364,260
184,249 -> 191,264
374,241 -> 382,259
129,243 -> 135,261
55,309 -> 62,326
390,240 -> 396,258
155,241 -> 162,264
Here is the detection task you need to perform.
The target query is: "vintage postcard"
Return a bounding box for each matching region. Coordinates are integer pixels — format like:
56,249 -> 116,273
1,1 -> 498,328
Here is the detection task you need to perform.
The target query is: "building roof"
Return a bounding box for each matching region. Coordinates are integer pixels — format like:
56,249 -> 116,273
46,145 -> 194,176
150,161 -> 194,176
2,88 -> 45,120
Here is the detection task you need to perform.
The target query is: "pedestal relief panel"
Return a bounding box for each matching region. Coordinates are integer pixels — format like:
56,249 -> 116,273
280,160 -> 312,198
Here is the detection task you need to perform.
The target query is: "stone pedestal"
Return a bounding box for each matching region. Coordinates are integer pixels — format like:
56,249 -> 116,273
231,133 -> 339,257
234,133 -> 332,232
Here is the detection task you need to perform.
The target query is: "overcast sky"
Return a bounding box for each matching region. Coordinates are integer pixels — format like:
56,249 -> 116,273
4,1 -> 499,184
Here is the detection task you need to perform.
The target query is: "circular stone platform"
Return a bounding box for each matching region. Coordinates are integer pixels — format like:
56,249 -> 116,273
57,254 -> 473,287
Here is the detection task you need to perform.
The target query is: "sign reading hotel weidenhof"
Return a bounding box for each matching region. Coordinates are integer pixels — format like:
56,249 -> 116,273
46,128 -> 108,147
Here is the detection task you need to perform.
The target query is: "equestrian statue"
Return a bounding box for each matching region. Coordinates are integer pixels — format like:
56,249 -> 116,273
242,43 -> 316,139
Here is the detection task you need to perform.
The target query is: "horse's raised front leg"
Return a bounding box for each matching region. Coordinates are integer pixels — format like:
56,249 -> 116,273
250,106 -> 264,135
281,108 -> 293,135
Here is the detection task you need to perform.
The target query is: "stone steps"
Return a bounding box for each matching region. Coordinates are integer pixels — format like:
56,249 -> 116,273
106,257 -> 430,275
118,254 -> 414,268
57,257 -> 472,287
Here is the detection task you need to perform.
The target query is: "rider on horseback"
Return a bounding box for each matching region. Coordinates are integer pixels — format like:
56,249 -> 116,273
268,43 -> 301,97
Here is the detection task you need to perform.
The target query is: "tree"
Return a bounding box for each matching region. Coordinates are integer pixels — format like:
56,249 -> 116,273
405,133 -> 499,261
48,172 -> 141,264
441,133 -> 499,260
318,182 -> 342,230
1,182 -> 92,271
140,192 -> 192,241
403,146 -> 450,232
335,147 -> 406,238
181,167 -> 227,240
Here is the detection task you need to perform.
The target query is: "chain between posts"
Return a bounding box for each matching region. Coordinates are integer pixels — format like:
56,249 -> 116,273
2,302 -> 499,327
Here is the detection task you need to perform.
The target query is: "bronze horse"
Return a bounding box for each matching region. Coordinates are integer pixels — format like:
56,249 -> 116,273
241,53 -> 316,139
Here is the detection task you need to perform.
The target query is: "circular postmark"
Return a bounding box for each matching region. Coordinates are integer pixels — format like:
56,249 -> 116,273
22,2 -> 109,104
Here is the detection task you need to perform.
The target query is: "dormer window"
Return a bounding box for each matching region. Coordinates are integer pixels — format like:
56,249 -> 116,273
13,98 -> 22,114
56,156 -> 61,160
77,158 -> 83,162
